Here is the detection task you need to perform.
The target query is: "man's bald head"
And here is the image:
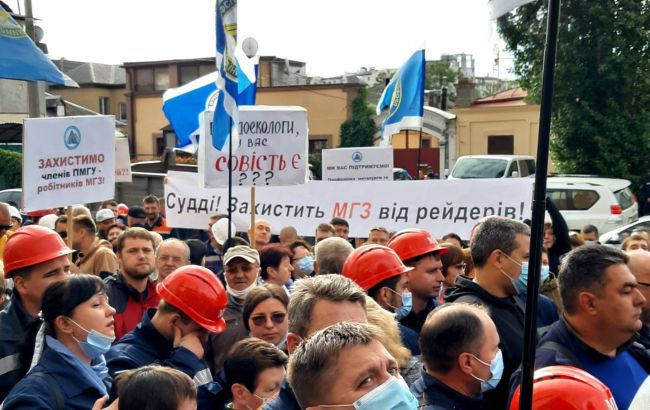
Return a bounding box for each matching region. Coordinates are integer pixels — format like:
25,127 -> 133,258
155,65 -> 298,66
628,250 -> 650,324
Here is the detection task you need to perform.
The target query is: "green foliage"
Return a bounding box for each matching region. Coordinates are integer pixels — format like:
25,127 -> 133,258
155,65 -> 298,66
308,152 -> 322,180
0,149 -> 22,189
425,61 -> 458,90
498,0 -> 650,185
339,87 -> 377,147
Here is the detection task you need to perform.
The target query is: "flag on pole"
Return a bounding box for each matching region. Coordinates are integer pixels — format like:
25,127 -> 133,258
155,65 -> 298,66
213,0 -> 239,151
0,5 -> 78,87
376,49 -> 425,145
488,0 -> 535,18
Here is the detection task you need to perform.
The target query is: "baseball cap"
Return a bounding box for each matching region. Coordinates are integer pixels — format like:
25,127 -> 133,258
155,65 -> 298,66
224,245 -> 260,265
96,209 -> 116,223
128,206 -> 146,219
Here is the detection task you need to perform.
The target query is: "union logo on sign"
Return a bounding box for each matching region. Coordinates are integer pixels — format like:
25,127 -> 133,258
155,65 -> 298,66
352,151 -> 363,163
64,126 -> 81,150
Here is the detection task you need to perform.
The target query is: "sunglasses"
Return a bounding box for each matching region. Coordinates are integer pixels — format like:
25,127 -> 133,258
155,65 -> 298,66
250,312 -> 286,327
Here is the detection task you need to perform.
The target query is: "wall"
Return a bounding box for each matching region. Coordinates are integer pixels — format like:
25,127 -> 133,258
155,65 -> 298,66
56,87 -> 126,116
133,95 -> 167,159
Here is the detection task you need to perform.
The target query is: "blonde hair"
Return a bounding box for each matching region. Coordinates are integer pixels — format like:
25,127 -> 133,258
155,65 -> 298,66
365,296 -> 411,368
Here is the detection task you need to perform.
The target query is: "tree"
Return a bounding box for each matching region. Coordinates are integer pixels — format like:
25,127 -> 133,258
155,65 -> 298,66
0,149 -> 21,189
339,86 -> 376,147
425,61 -> 458,90
497,0 -> 650,185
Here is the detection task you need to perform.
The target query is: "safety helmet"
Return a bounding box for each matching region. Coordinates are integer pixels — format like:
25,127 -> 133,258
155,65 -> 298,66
117,203 -> 129,217
3,225 -> 74,278
387,228 -> 448,262
509,366 -> 617,410
342,245 -> 413,291
38,214 -> 59,230
156,265 -> 228,333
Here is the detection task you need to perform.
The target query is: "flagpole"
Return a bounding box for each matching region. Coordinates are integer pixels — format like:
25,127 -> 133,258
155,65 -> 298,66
228,117 -> 233,241
24,0 -> 40,118
519,0 -> 561,409
416,127 -> 423,179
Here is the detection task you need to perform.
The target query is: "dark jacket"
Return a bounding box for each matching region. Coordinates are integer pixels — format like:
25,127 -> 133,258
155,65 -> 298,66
0,293 -> 40,401
104,274 -> 160,341
411,368 -> 487,410
399,323 -> 421,355
445,276 -> 525,410
2,337 -> 110,410
263,379 -> 300,410
207,293 -> 248,373
545,198 -> 571,275
516,292 -> 559,333
399,298 -> 438,335
509,317 -> 650,410
638,324 -> 650,350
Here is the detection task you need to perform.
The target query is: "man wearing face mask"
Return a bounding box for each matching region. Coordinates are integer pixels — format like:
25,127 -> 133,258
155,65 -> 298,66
289,240 -> 315,279
513,255 -> 560,332
411,303 -> 500,409
207,245 -> 261,373
445,216 -> 530,410
342,244 -> 420,355
287,321 -> 419,410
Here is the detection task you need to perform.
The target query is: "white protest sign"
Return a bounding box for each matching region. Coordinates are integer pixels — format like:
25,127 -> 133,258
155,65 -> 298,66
115,138 -> 132,183
198,105 -> 308,188
23,116 -> 115,211
165,171 -> 532,239
322,147 -> 393,182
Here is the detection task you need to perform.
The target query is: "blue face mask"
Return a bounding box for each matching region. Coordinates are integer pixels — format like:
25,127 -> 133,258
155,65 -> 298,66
514,263 -> 550,295
69,318 -> 115,360
470,349 -> 504,393
319,376 -> 418,410
297,255 -> 314,275
387,288 -> 412,320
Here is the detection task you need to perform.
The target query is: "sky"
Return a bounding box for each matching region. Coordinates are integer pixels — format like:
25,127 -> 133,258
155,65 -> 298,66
18,0 -> 515,79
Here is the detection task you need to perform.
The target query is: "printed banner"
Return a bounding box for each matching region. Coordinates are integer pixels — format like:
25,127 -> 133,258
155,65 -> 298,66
198,105 -> 308,188
115,138 -> 132,183
165,171 -> 533,239
322,147 -> 393,182
23,116 -> 115,211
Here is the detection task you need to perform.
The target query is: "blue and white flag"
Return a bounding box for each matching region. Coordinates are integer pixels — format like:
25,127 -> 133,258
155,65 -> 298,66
0,6 -> 77,86
376,49 -> 425,145
213,0 -> 239,152
161,53 -> 257,152
488,0 -> 535,18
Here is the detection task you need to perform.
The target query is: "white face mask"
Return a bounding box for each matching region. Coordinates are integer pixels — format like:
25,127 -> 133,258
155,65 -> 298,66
226,280 -> 257,300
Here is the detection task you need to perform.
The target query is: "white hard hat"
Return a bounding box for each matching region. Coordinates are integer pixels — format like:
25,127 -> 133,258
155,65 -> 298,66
211,218 -> 237,245
38,214 -> 59,230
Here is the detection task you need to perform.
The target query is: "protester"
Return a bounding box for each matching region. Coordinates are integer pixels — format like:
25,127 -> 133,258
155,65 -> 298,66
330,217 -> 350,240
143,195 -> 171,235
628,250 -> 650,348
114,365 -> 196,410
155,238 -> 190,281
185,238 -> 206,266
204,215 -> 227,276
279,226 -> 299,247
100,200 -> 119,218
116,204 -> 129,226
366,226 -> 390,245
388,228 -> 448,334
7,205 -> 22,231
252,219 -> 272,252
569,231 -> 585,249
411,303 -> 499,410
439,244 -> 465,298
3,274 -> 114,409
462,247 -> 475,279
622,233 -> 650,251
224,338 -> 288,410
73,215 -> 118,278
95,209 -> 117,240
581,224 -> 600,244
544,198 -> 572,275
445,216 -> 530,409
314,223 -> 335,243
0,203 -> 13,261
243,285 -> 289,350
72,205 -> 93,219
0,225 -> 73,400
287,321 -> 418,409
259,244 -> 293,289
441,232 -> 463,249
106,224 -> 127,253
512,245 -> 650,409
208,245 -> 261,372
288,239 -> 314,279
54,215 -> 68,240
314,236 -> 353,275
105,228 -> 160,341
126,206 -> 147,228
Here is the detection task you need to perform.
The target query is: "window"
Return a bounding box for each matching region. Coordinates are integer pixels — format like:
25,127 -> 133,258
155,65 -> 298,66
548,189 -> 600,211
99,97 -> 109,115
154,67 -> 170,91
180,64 -> 214,85
118,103 -> 127,122
487,135 -> 514,155
134,67 -> 170,92
309,138 -> 328,153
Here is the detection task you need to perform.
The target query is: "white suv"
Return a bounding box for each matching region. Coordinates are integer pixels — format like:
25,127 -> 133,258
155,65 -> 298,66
448,155 -> 535,179
546,176 -> 638,234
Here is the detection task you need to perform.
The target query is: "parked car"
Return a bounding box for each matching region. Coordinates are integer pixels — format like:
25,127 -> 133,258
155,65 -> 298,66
0,188 -> 21,208
393,168 -> 413,181
447,155 -> 535,179
599,215 -> 650,246
546,175 -> 638,234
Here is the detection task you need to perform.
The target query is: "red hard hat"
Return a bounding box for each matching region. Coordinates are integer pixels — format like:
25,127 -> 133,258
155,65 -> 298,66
156,265 -> 228,333
3,225 -> 74,278
342,245 -> 413,291
117,204 -> 129,216
26,209 -> 55,218
387,228 -> 448,262
509,366 -> 617,410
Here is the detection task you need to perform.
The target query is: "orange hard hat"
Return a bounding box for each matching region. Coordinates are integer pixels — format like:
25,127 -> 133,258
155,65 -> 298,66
387,228 -> 448,262
342,245 -> 413,291
117,203 -> 129,217
509,366 -> 617,410
156,265 -> 228,333
3,225 -> 74,278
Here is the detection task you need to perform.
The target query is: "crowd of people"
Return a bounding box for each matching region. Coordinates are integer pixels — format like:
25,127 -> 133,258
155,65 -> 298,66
0,196 -> 649,409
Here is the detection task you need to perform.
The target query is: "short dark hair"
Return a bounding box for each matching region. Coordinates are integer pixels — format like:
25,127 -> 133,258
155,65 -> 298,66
243,284 -> 289,331
55,215 -> 67,226
315,223 -> 336,235
330,217 -> 348,227
184,239 -> 206,265
42,274 -> 107,336
101,200 -> 118,208
288,239 -> 312,254
222,236 -> 250,254
259,244 -> 292,280
559,245 -> 628,314
470,217 -> 530,267
224,338 -> 288,392
367,275 -> 400,301
441,232 -> 463,245
157,300 -> 192,324
73,215 -> 97,236
115,365 -> 196,410
116,227 -> 154,254
419,303 -> 486,373
142,195 -> 159,205
440,244 -> 465,277
581,224 -> 599,236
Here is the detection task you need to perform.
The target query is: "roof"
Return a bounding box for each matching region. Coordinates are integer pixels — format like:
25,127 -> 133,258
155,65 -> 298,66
471,87 -> 528,107
52,60 -> 125,86
123,56 -> 305,68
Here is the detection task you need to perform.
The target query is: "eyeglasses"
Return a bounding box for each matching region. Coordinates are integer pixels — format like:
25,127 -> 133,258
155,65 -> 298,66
250,312 -> 286,327
454,263 -> 467,270
638,281 -> 650,287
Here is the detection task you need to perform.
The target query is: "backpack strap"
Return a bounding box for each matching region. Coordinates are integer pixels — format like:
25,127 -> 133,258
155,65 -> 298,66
31,372 -> 64,410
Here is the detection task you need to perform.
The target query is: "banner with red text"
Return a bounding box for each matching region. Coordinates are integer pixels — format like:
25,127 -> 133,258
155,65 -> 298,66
165,171 -> 533,239
198,106 -> 308,188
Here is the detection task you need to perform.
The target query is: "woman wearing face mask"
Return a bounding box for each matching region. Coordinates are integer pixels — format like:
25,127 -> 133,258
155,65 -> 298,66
288,240 -> 314,279
243,285 -> 289,352
3,274 -> 116,409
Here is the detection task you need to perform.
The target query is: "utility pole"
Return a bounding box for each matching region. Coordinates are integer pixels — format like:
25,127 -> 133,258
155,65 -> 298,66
24,0 -> 41,118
